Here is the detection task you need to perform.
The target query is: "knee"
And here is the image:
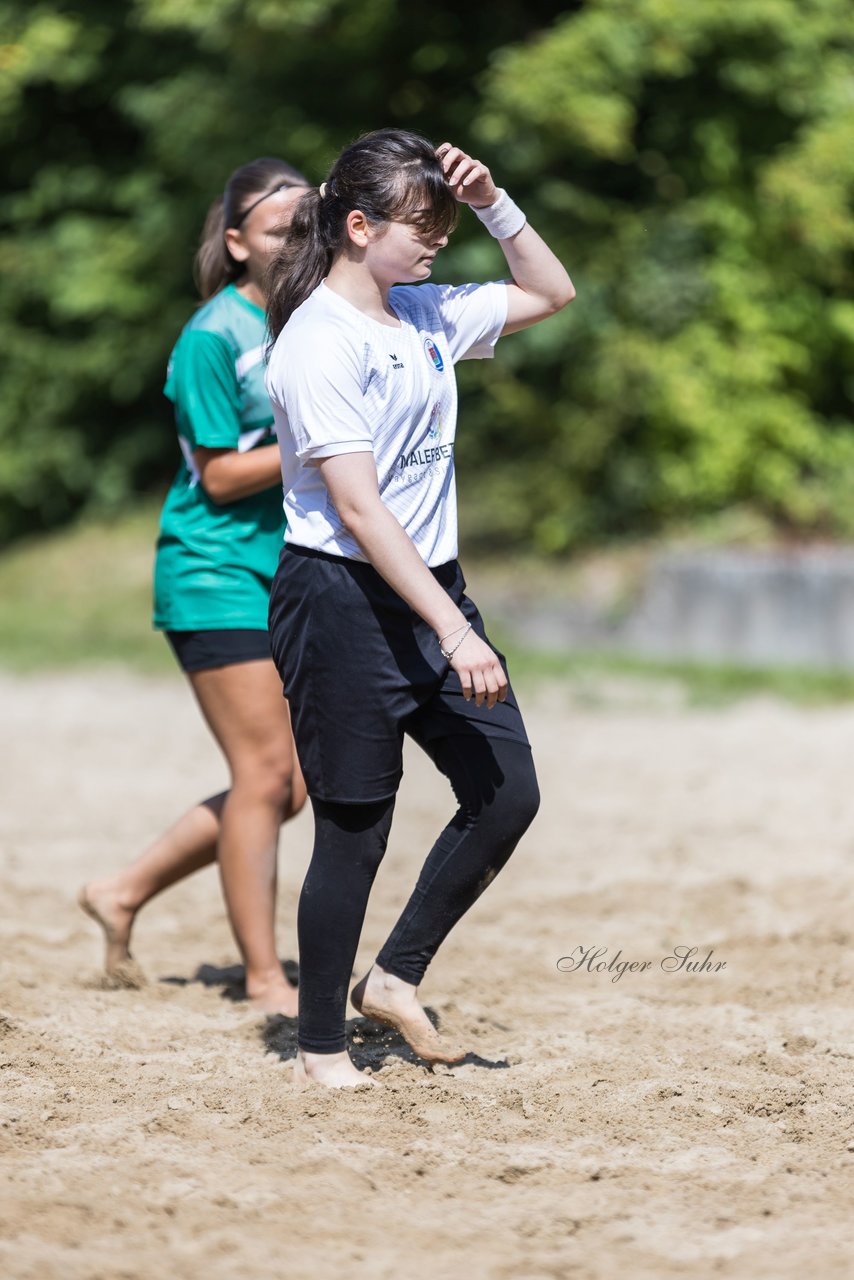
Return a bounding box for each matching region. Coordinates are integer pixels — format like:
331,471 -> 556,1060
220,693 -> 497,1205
233,754 -> 297,812
509,757 -> 541,836
491,753 -> 540,841
311,797 -> 395,876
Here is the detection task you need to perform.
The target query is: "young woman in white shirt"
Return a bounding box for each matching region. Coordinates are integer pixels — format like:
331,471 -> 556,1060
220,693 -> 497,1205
265,128 -> 574,1087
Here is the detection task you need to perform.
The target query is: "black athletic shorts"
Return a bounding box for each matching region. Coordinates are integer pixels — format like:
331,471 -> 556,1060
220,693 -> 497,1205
268,543 -> 531,804
164,628 -> 272,673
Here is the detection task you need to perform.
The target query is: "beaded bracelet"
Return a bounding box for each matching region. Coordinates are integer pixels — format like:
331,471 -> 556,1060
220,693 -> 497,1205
439,622 -> 472,662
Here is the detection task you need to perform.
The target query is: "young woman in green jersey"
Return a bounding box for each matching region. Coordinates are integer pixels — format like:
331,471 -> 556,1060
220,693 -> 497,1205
80,159 -> 309,1015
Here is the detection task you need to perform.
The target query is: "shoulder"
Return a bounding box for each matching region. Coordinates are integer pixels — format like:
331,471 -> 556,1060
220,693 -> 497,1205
292,284 -> 364,334
267,289 -> 366,397
391,281 -> 494,324
271,288 -> 364,364
181,286 -> 263,353
390,283 -> 441,325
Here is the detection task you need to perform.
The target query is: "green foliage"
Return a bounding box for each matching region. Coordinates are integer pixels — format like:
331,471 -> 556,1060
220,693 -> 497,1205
1,0 -> 853,552
465,0 -> 854,550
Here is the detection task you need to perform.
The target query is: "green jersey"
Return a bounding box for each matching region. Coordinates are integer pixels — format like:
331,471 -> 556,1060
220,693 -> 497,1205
153,284 -> 284,632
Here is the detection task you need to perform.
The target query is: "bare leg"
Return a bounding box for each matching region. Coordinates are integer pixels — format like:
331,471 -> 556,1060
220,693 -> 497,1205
79,794 -> 225,985
190,660 -> 306,1016
80,658 -> 307,1012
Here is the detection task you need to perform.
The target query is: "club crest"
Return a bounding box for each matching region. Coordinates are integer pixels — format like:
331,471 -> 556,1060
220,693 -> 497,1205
424,337 -> 444,373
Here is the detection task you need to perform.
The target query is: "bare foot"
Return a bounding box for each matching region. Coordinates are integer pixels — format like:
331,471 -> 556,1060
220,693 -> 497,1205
78,882 -> 147,988
351,966 -> 466,1064
246,974 -> 298,1018
293,1049 -> 379,1090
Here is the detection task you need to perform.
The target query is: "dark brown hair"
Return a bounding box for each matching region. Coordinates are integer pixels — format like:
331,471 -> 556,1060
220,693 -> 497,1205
195,156 -> 308,301
266,129 -> 458,340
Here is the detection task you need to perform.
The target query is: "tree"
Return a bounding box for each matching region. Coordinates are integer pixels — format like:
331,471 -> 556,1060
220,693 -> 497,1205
463,0 -> 854,550
1,0 -> 853,554
0,0 -> 573,542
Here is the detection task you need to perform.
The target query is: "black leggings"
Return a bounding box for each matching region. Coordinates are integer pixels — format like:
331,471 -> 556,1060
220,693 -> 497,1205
297,735 -> 540,1054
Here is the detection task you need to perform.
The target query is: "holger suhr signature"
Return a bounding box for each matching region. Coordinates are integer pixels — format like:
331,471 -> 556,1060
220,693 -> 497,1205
557,945 -> 726,983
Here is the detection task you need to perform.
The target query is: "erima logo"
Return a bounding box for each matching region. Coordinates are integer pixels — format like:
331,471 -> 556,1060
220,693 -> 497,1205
389,352 -> 405,369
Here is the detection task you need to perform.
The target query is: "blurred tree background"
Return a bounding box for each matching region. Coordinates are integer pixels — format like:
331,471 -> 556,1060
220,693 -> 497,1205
1,0 -> 853,554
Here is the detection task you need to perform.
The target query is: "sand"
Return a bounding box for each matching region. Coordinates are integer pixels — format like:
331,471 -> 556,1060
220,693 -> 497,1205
1,669 -> 853,1279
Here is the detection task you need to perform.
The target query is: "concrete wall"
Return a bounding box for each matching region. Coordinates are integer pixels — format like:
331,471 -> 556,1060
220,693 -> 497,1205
489,549 -> 854,670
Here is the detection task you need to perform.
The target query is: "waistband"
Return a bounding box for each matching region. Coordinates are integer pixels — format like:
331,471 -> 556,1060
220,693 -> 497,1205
283,541 -> 458,582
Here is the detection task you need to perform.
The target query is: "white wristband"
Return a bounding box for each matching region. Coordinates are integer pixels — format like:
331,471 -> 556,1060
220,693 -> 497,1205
471,188 -> 527,240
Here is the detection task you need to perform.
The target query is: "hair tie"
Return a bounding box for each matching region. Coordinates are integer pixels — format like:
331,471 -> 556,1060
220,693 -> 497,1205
319,182 -> 327,198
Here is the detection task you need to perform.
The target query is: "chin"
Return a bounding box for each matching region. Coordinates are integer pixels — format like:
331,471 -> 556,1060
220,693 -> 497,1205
395,267 -> 431,285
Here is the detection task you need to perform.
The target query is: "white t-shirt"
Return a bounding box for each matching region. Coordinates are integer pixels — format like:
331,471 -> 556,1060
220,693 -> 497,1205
265,279 -> 508,567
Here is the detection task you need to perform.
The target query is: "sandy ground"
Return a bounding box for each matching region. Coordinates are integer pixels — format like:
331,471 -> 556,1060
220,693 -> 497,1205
1,669 -> 854,1279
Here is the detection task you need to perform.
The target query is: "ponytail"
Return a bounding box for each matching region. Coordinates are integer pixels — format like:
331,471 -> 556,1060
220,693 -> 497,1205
266,188 -> 331,341
194,196 -> 237,301
266,129 -> 458,342
193,156 -> 309,303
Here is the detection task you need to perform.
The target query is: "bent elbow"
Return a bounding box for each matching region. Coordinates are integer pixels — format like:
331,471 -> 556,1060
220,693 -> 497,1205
337,505 -> 372,537
534,277 -> 576,319
555,277 -> 576,310
198,474 -> 231,506
334,496 -> 384,539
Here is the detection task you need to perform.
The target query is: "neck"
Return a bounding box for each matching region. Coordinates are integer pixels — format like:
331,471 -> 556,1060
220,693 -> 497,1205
236,278 -> 266,310
324,257 -> 400,328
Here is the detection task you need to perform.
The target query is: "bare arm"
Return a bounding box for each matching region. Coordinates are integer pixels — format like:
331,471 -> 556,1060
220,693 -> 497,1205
495,221 -> 576,334
194,444 -> 282,504
317,451 -> 507,708
438,143 -> 576,334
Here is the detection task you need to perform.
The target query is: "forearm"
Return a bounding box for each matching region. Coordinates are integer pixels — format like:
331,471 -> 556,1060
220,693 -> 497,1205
496,220 -> 574,312
344,504 -> 467,639
437,138 -> 575,330
317,450 -> 505,706
195,444 -> 283,504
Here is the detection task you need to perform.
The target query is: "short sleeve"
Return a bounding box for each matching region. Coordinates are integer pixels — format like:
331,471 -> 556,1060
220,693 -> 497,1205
165,330 -> 241,450
266,326 -> 374,463
416,281 -> 508,363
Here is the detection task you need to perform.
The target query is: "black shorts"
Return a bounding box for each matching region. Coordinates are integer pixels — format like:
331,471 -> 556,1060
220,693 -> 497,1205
165,628 -> 272,673
268,543 -> 531,804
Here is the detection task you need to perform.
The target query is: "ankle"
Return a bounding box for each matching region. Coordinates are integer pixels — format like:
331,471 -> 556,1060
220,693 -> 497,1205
112,878 -> 147,914
372,965 -> 417,998
88,875 -> 138,913
246,965 -> 288,990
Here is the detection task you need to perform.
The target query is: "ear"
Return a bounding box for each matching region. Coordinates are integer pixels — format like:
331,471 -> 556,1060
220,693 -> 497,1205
345,209 -> 372,248
224,226 -> 250,264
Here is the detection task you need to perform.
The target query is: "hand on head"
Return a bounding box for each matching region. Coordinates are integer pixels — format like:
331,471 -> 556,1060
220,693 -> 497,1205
436,142 -> 498,210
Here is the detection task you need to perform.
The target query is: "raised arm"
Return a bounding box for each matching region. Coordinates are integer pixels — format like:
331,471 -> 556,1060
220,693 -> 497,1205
437,143 -> 575,335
